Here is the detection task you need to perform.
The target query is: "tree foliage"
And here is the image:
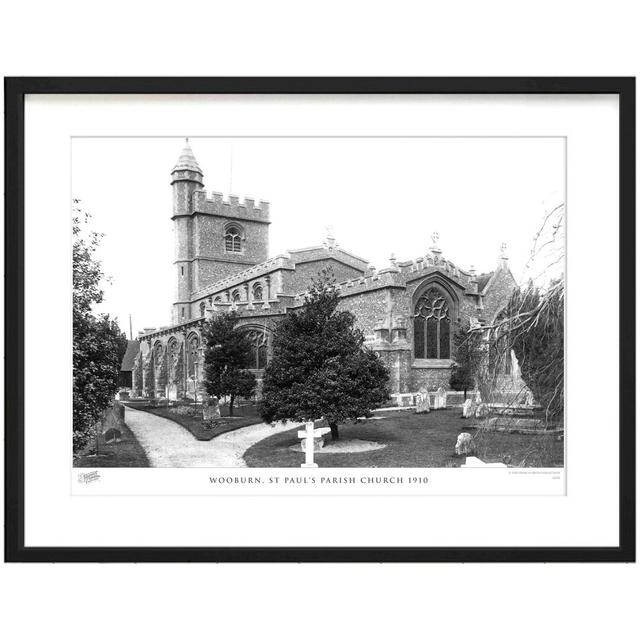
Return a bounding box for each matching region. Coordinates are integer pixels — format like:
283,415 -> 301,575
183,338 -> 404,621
449,325 -> 483,398
487,279 -> 564,423
261,268 -> 389,440
73,202 -> 128,452
505,280 -> 564,422
201,312 -> 256,416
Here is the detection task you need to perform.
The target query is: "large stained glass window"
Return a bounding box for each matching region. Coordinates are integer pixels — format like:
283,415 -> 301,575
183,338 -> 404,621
414,287 -> 451,359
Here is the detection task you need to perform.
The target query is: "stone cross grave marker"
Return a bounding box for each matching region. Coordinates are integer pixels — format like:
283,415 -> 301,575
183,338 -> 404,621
298,421 -> 331,468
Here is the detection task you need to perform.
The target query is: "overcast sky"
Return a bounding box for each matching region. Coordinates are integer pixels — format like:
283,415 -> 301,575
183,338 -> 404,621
72,137 -> 565,336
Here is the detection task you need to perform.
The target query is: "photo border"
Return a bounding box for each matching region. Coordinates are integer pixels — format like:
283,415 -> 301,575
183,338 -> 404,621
4,77 -> 635,562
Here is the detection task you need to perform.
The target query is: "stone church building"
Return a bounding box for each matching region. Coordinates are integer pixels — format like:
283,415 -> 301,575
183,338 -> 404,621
130,141 -> 520,404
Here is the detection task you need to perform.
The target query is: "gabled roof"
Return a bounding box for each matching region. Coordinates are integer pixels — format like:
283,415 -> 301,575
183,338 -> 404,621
121,340 -> 140,372
476,272 -> 494,292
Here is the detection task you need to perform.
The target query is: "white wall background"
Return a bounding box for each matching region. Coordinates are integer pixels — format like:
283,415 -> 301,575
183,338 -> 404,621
1,2 -> 638,640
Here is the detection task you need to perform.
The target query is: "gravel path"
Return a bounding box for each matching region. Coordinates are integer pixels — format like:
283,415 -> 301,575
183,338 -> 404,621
124,406 -> 296,468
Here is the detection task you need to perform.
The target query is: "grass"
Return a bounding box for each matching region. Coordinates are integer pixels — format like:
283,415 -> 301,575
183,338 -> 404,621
243,408 -> 564,468
135,401 -> 263,441
74,420 -> 149,468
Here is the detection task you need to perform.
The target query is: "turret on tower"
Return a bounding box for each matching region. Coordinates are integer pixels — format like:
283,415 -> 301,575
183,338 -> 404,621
172,140 -> 204,324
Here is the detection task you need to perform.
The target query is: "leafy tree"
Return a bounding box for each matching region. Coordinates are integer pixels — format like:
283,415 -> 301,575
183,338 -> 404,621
449,325 -> 483,399
201,312 -> 256,416
502,279 -> 564,423
261,268 -> 389,440
73,202 -> 128,452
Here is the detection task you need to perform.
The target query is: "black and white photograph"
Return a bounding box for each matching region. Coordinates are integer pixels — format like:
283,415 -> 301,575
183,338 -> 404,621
72,136 -> 565,472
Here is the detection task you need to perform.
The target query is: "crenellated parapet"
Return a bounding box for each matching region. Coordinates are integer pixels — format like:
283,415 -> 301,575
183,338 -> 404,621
192,190 -> 270,224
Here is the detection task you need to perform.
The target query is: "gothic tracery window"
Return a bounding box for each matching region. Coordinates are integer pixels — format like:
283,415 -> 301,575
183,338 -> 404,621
244,329 -> 268,369
154,342 -> 164,369
414,287 -> 451,359
168,340 -> 179,369
252,283 -> 263,301
188,335 -> 200,377
225,226 -> 242,252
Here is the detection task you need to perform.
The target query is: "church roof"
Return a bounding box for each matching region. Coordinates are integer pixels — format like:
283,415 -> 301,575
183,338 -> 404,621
172,140 -> 203,174
476,272 -> 494,292
120,340 -> 140,372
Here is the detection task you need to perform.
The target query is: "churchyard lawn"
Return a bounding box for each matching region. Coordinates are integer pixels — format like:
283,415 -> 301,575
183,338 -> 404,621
243,408 -> 564,468
136,401 -> 263,441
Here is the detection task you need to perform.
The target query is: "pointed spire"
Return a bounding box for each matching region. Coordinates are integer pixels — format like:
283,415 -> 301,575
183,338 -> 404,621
172,138 -> 203,174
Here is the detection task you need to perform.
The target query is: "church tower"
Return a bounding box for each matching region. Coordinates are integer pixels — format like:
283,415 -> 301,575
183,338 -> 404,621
171,140 -> 204,324
170,140 -> 271,325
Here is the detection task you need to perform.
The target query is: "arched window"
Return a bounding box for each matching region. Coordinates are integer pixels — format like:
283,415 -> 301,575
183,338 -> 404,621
414,287 -> 451,359
232,289 -> 241,303
244,329 -> 268,369
168,339 -> 180,369
225,226 -> 242,252
199,301 -> 206,317
214,296 -> 222,304
187,335 -> 199,377
154,342 -> 164,369
252,283 -> 263,301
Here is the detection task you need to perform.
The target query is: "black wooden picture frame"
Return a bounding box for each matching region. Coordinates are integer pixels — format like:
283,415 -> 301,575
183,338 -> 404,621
4,77 -> 635,562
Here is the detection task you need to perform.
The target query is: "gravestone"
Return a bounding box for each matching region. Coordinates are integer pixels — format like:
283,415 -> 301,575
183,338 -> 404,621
415,392 -> 431,414
433,387 -> 447,410
455,432 -> 473,455
104,428 -> 122,444
186,376 -> 197,400
462,398 -> 474,418
203,396 -> 221,420
475,402 -> 490,418
474,389 -> 482,404
297,421 -> 331,468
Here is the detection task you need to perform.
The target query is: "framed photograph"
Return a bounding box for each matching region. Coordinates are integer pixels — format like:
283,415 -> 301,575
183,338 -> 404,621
4,77 -> 635,562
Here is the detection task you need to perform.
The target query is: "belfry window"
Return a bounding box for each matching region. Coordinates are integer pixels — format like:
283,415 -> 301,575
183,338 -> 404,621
414,287 -> 451,359
225,226 -> 242,252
